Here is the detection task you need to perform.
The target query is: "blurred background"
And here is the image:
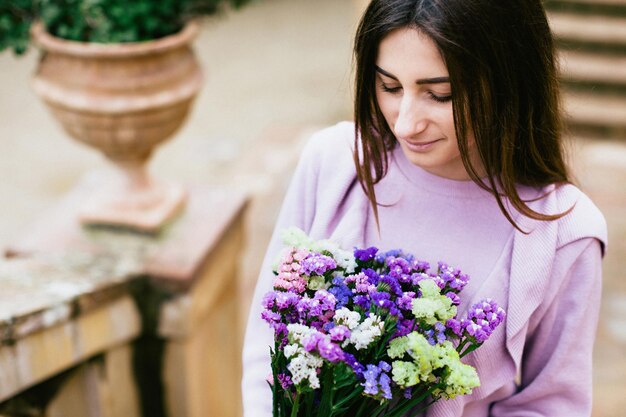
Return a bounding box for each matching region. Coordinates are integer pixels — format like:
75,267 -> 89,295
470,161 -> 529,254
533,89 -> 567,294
0,0 -> 624,416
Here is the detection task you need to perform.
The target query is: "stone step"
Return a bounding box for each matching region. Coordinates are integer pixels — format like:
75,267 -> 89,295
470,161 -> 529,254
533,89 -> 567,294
549,11 -> 626,53
545,0 -> 626,17
563,90 -> 626,137
559,50 -> 626,93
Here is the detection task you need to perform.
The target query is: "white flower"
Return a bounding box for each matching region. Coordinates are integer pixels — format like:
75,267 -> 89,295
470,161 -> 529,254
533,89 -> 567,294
287,350 -> 323,389
279,227 -> 357,273
284,343 -> 300,359
333,307 -> 362,330
347,314 -> 384,350
312,239 -> 356,273
287,323 -> 317,344
281,227 -> 314,248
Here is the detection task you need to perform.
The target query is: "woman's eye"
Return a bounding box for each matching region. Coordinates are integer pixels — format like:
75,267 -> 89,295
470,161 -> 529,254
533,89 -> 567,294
380,83 -> 402,94
429,92 -> 452,103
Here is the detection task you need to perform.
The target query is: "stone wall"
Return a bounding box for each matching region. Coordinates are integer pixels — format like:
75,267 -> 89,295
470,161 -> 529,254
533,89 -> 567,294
0,184 -> 248,417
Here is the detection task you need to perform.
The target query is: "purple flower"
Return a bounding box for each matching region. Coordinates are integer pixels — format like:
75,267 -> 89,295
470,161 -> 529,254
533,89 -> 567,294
425,322 -> 447,345
370,291 -> 400,316
353,294 -> 371,311
329,325 -> 351,342
379,274 -> 403,296
411,260 -> 430,273
261,310 -> 281,326
397,292 -> 416,311
275,291 -> 301,310
308,290 -> 336,319
375,249 -> 403,263
362,361 -> 392,400
329,276 -> 353,308
461,319 -> 491,343
469,299 -> 506,331
317,338 -> 345,362
277,373 -> 293,390
301,253 -> 337,276
445,291 -> 461,305
410,272 -> 430,287
386,256 -> 413,285
343,353 -> 365,379
354,246 -> 378,262
345,272 -> 374,294
461,299 -> 506,343
379,373 -> 392,399
363,268 -> 381,286
303,332 -> 344,363
446,318 -> 463,336
393,319 -> 415,339
262,291 -> 277,309
437,261 -> 470,292
296,296 -> 313,321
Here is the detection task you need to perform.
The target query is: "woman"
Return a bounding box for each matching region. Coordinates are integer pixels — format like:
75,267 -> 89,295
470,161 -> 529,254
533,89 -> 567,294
242,0 -> 607,415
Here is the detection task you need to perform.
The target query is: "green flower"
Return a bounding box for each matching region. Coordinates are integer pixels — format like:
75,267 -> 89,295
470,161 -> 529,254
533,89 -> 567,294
307,275 -> 327,290
412,280 -> 457,325
388,332 -> 480,396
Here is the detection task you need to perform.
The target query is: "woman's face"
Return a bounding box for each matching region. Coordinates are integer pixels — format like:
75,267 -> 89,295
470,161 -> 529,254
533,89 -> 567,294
375,27 -> 472,180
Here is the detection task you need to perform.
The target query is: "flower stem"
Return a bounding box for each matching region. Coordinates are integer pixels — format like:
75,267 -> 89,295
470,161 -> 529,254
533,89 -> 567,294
291,392 -> 301,417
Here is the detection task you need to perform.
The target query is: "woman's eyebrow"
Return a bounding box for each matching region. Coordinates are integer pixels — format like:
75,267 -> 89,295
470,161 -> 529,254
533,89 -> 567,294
375,65 -> 450,85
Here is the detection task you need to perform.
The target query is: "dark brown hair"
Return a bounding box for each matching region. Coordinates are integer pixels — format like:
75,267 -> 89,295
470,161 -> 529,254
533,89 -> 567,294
353,0 -> 571,232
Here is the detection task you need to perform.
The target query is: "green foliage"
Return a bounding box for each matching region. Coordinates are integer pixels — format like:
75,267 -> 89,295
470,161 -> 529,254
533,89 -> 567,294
0,0 -> 254,55
0,0 -> 36,54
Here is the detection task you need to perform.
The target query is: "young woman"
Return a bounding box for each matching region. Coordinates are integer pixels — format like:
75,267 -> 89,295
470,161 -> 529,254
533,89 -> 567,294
242,0 -> 607,415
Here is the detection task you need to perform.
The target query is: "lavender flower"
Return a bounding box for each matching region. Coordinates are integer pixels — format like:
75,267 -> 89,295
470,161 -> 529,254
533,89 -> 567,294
425,322 -> 447,345
362,361 -> 392,400
354,246 -> 378,262
446,291 -> 461,306
303,332 -> 345,363
445,318 -> 463,336
329,276 -> 353,308
378,274 -> 403,296
353,294 -> 371,311
437,261 -> 470,292
345,272 -> 375,294
397,292 -> 416,311
301,253 -> 337,276
277,373 -> 293,390
394,319 -> 416,339
329,325 -> 351,342
387,256 -> 412,283
363,268 -> 381,286
343,353 -> 365,379
370,290 -> 400,317
461,299 -> 506,343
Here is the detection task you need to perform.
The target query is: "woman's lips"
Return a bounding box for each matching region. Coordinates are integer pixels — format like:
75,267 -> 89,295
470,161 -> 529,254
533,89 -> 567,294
401,138 -> 442,152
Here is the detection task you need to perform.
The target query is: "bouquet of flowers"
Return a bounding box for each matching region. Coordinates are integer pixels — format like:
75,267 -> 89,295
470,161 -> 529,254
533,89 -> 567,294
261,228 -> 505,417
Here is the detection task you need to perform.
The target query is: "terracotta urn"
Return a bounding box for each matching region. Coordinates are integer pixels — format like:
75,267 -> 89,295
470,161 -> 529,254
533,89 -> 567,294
31,21 -> 203,232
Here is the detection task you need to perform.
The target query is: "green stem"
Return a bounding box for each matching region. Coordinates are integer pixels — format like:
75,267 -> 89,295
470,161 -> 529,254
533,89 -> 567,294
460,343 -> 480,358
290,392 -> 301,417
385,387 -> 432,417
332,386 -> 364,413
354,399 -> 369,417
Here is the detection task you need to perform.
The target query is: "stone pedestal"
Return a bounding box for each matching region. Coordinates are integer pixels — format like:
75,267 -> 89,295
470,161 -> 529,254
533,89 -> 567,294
1,174 -> 248,417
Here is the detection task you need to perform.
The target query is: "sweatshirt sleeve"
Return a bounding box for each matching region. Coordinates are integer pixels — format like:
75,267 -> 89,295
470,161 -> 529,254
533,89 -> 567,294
490,237 -> 603,416
240,133 -> 324,417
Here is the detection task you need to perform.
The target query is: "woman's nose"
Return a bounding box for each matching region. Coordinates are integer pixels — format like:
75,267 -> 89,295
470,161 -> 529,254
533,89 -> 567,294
394,96 -> 428,139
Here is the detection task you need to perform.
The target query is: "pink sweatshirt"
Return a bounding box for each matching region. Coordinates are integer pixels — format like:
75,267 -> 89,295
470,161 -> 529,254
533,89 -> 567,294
242,122 -> 607,416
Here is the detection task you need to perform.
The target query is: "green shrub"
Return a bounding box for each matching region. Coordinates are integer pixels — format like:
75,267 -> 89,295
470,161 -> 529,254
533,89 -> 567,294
0,0 -> 253,55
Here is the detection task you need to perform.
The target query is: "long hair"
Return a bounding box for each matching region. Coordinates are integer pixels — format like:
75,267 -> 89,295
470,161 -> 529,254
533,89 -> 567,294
353,0 -> 571,232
